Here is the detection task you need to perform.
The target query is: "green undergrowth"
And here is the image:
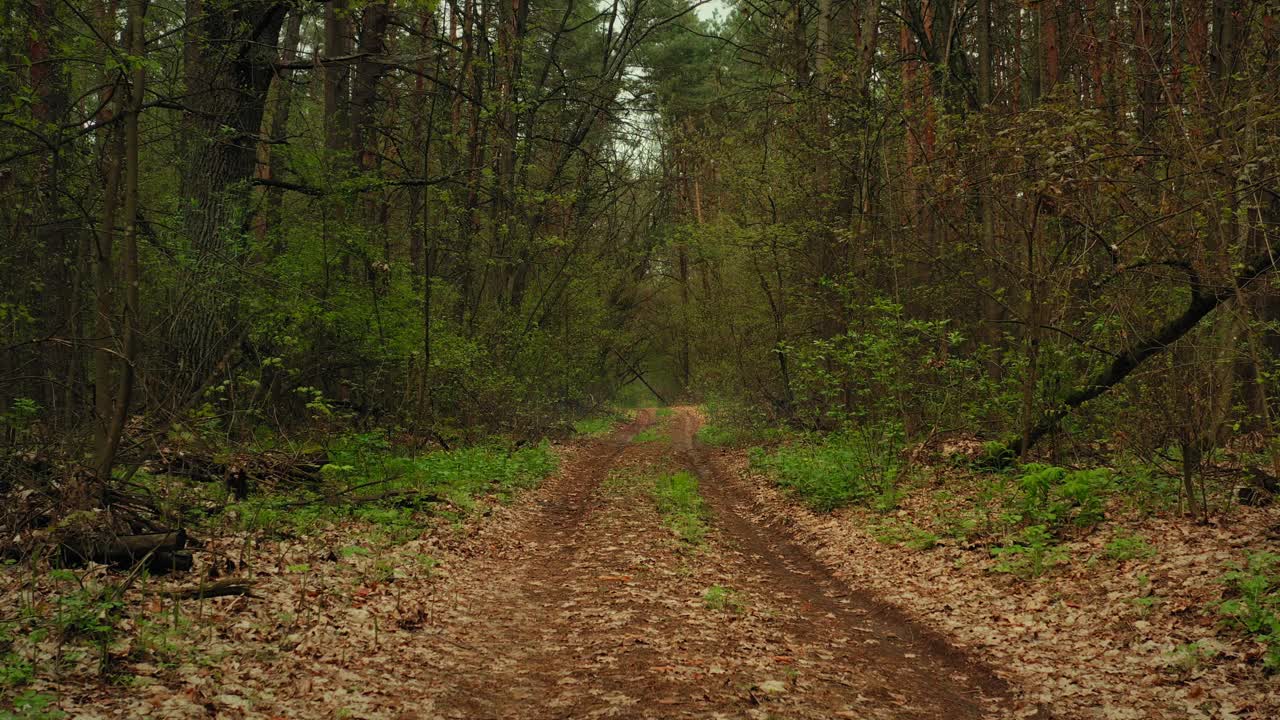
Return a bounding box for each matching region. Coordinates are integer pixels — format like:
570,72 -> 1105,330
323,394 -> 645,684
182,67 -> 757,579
651,471 -> 709,546
695,397 -> 791,447
871,519 -> 940,551
748,430 -> 1178,582
694,423 -> 739,446
694,420 -> 790,448
0,433 -> 560,712
229,436 -> 557,540
572,409 -> 631,437
749,428 -> 902,512
1218,551 -> 1280,671
0,567 -> 135,716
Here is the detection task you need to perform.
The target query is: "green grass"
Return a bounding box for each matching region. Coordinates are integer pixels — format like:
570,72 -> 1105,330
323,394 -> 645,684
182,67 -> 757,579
632,427 -> 664,443
695,423 -> 738,446
703,585 -> 744,612
749,431 -> 900,512
228,439 -> 559,539
651,471 -> 709,546
573,413 -> 627,437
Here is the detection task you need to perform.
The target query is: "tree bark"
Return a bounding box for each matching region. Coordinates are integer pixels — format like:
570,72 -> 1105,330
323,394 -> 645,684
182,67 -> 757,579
856,0 -> 881,94
177,1 -> 288,382
96,0 -> 145,483
258,10 -> 303,252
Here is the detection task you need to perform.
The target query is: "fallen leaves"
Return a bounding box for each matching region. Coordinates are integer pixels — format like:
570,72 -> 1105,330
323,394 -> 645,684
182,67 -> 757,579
723,449 -> 1280,720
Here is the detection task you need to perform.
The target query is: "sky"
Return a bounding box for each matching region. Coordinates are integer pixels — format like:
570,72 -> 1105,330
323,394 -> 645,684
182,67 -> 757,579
693,0 -> 729,24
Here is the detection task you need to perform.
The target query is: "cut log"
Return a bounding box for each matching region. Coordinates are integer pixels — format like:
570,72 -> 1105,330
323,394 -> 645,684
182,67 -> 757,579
1237,485 -> 1274,507
148,550 -> 194,574
1238,465 -> 1280,506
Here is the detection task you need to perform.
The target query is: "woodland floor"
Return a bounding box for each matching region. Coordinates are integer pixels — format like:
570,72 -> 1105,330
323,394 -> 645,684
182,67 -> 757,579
37,407 -> 1033,719
21,406 -> 1278,719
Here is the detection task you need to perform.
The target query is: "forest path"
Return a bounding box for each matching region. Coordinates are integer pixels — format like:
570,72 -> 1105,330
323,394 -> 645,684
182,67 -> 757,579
412,407 -> 1015,719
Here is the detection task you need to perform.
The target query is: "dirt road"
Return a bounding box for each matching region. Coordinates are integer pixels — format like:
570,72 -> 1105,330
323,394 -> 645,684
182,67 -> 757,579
411,407 -> 1015,719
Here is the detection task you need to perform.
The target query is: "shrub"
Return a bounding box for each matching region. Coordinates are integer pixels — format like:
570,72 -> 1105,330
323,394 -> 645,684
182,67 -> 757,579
1016,464 -> 1113,530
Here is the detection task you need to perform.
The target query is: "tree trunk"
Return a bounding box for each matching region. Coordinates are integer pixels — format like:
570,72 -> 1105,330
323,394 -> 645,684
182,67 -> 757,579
93,118 -> 123,461
856,0 -> 881,94
177,1 -> 288,383
96,0 -> 145,482
258,11 -> 303,253
1040,0 -> 1060,95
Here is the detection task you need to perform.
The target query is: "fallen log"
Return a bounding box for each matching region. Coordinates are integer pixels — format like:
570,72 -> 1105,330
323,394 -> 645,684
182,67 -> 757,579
162,577 -> 255,600
60,529 -> 191,573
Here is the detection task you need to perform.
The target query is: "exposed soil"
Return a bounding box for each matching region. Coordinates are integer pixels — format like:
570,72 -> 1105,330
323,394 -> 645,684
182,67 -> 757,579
713,425 -> 1280,720
412,407 -> 1020,719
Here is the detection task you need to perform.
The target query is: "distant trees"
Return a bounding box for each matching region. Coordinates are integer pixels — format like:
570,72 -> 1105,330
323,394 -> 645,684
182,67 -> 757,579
1,0 -> 1278,511
1,0 -> 704,478
647,0 -> 1280,500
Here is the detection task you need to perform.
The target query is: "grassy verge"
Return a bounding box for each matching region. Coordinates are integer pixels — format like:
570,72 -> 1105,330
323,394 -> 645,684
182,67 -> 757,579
0,435 -> 560,713
229,439 -> 558,538
749,430 -> 901,512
